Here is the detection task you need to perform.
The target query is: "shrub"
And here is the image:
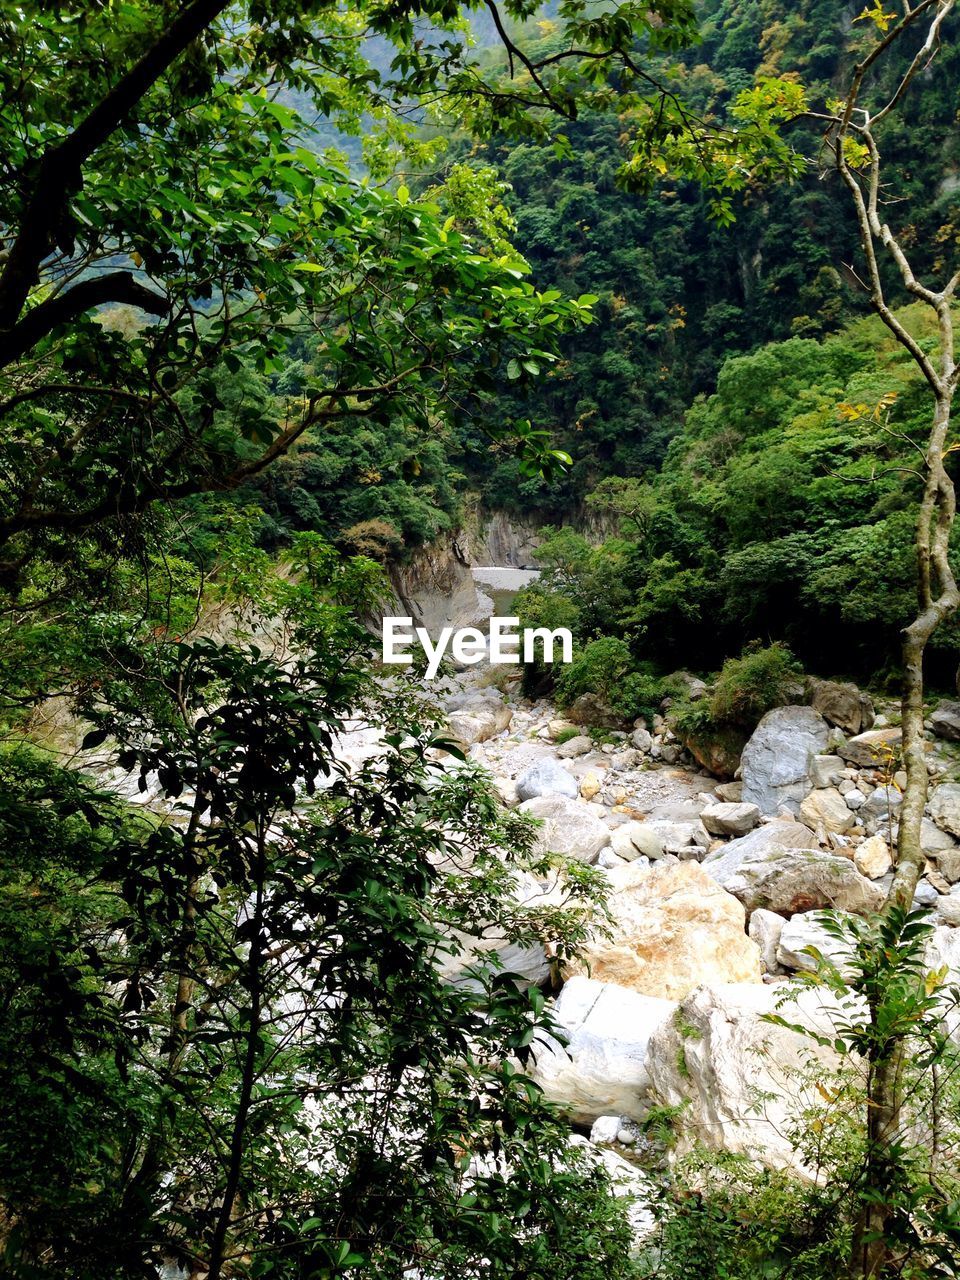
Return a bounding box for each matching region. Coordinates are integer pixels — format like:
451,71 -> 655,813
708,641 -> 803,731
556,637 -> 633,709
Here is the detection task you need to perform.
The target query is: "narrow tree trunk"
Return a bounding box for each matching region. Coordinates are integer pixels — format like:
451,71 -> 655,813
852,395 -> 958,1278
206,843 -> 267,1280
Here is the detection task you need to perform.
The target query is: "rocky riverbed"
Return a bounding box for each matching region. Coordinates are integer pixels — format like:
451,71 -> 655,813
382,663 -> 960,1201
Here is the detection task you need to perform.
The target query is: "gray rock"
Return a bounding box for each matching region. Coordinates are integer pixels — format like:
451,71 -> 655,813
922,818 -> 958,854
748,907 -> 785,973
809,679 -> 875,736
556,734 -> 593,758
811,754 -> 845,788
929,783 -> 960,839
649,819 -> 712,856
632,727 -> 653,753
859,785 -> 902,835
931,700 -> 960,742
703,820 -> 885,915
520,795 -> 611,863
914,879 -> 940,907
741,706 -> 831,817
701,801 -> 761,837
516,758 -> 579,802
845,788 -> 867,810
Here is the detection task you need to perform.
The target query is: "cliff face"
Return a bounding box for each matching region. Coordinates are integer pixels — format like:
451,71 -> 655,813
386,531 -> 492,637
461,509 -> 542,568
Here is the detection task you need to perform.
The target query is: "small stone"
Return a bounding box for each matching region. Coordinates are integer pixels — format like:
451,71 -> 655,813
937,850 -> 960,883
935,892 -> 960,926
616,1120 -> 643,1146
845,789 -> 866,811
915,880 -> 940,907
931,700 -> 960,742
928,784 -> 960,838
580,771 -> 602,801
590,1115 -> 624,1147
548,719 -> 578,741
716,781 -> 743,802
556,734 -> 593,758
748,907 -> 785,973
610,822 -> 665,862
927,868 -> 952,895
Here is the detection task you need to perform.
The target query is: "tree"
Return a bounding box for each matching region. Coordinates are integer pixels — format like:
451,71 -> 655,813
0,537 -> 629,1278
641,3 -> 960,1272
0,0 -> 709,591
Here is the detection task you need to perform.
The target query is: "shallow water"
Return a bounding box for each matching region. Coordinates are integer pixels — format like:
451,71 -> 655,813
471,566 -> 539,616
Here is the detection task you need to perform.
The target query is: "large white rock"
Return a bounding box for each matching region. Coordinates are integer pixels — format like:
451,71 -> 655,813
740,706 -> 830,817
646,983 -> 856,1171
703,820 -> 885,915
516,757 -> 579,801
567,860 -> 763,999
437,870 -> 550,987
531,975 -> 674,1123
446,701 -> 512,745
568,1135 -> 657,1241
519,795 -> 611,863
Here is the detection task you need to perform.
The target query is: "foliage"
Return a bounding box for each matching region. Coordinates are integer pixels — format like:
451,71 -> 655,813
707,642 -> 803,731
0,546 -> 638,1280
518,306 -> 960,688
639,1149 -> 852,1279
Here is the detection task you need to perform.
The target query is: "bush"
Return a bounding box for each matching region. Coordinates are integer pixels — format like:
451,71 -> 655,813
639,1149 -> 851,1280
556,637 -> 633,709
708,641 -> 803,731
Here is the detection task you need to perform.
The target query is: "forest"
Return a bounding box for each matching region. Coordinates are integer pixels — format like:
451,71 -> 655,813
3,1 -> 960,1278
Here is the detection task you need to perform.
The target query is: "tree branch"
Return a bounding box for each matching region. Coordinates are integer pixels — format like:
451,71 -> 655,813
0,271 -> 170,369
0,0 -> 230,338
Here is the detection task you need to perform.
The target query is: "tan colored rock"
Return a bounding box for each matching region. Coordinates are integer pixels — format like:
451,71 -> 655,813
854,834 -> 893,880
800,787 -> 855,835
446,702 -> 512,745
567,860 -> 762,1000
548,718 -> 578,740
580,770 -> 602,801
